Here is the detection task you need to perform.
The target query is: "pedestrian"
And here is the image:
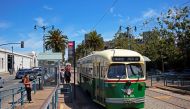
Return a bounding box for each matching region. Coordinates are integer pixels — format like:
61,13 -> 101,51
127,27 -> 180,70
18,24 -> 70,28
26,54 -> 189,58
64,64 -> 71,83
23,74 -> 32,103
60,68 -> 65,84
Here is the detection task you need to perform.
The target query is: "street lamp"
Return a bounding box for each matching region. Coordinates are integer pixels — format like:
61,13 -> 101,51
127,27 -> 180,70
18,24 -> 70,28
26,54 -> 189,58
116,25 -> 137,50
34,25 -> 54,52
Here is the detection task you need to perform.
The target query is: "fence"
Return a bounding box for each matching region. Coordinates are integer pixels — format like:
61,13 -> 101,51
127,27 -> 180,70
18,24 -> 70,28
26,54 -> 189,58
0,77 -> 41,109
147,74 -> 190,90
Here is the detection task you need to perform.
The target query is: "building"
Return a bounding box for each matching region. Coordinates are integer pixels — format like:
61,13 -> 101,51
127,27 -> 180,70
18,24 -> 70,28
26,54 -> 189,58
0,48 -> 37,74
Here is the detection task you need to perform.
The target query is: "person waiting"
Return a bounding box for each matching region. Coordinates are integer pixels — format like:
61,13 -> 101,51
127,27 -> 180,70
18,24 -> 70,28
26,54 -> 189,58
23,74 -> 32,103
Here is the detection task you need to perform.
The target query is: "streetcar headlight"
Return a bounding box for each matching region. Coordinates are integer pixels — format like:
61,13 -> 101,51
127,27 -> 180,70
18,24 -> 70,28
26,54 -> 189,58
126,89 -> 133,95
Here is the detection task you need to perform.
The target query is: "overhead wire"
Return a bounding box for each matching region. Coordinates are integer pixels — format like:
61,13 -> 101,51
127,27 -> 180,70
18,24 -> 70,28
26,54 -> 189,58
91,0 -> 118,31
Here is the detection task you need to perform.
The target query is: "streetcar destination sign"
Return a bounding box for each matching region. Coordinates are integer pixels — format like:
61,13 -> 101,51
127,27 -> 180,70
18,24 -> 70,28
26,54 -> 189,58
112,57 -> 140,62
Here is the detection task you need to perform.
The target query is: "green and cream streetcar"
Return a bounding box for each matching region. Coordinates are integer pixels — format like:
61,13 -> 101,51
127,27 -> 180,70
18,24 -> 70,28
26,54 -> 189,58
77,49 -> 146,109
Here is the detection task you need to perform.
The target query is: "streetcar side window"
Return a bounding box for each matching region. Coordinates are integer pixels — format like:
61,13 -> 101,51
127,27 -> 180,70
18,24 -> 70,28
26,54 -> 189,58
127,63 -> 144,78
107,64 -> 126,79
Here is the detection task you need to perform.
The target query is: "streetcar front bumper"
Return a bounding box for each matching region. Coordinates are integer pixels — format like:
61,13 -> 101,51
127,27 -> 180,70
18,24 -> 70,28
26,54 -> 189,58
105,97 -> 145,104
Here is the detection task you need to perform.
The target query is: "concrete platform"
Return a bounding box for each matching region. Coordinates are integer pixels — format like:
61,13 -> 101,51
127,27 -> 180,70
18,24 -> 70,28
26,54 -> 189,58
15,87 -> 55,109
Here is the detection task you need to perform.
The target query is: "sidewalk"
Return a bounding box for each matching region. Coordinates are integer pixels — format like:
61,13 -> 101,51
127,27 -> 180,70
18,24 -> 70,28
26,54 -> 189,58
15,86 -> 55,109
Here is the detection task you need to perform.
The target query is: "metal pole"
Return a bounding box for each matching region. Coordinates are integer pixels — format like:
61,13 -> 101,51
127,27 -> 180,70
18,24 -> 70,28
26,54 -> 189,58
21,87 -> 24,106
12,46 -> 14,75
151,75 -> 152,87
73,41 -> 76,100
34,79 -> 36,94
43,33 -> 45,53
126,27 -> 131,50
55,90 -> 58,109
12,89 -> 15,109
52,95 -> 54,109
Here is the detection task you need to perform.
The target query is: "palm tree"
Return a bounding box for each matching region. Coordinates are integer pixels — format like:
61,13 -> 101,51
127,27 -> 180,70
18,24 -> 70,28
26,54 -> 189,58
76,43 -> 86,59
45,29 -> 68,61
85,31 -> 104,52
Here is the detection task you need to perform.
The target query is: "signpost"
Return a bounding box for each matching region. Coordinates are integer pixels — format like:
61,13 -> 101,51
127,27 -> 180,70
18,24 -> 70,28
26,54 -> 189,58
68,41 -> 76,100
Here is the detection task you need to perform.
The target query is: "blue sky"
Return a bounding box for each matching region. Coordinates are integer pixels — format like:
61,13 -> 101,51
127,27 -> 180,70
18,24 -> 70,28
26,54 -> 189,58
0,0 -> 189,56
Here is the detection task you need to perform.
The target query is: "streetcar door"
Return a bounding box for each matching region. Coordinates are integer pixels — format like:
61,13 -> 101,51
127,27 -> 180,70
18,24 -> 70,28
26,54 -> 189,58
95,62 -> 101,101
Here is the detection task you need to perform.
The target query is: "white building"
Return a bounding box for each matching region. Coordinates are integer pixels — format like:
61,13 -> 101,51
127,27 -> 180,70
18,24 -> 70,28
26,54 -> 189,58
0,48 -> 37,74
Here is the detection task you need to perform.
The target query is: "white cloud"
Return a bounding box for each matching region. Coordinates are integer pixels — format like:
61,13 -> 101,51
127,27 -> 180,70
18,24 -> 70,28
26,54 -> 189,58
110,7 -> 114,13
102,31 -> 115,41
114,14 -> 123,18
43,5 -> 53,11
127,9 -> 158,25
71,29 -> 88,37
64,26 -> 88,38
143,9 -> 158,18
34,17 -> 48,26
0,21 -> 10,29
17,32 -> 43,53
78,29 -> 87,34
0,37 -> 7,44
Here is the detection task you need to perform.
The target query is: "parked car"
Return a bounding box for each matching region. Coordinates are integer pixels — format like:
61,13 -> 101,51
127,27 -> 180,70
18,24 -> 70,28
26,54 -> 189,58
179,69 -> 190,80
0,77 -> 4,88
15,69 -> 29,79
15,68 -> 34,79
161,70 -> 179,79
32,67 -> 43,76
147,69 -> 162,76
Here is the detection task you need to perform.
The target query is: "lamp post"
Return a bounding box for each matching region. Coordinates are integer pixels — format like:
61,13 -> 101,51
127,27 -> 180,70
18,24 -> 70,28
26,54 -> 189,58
34,25 -> 54,52
116,25 -> 136,50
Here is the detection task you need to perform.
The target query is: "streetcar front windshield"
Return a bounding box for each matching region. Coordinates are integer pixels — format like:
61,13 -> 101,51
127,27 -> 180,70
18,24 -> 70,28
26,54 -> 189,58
127,63 -> 144,78
107,64 -> 126,79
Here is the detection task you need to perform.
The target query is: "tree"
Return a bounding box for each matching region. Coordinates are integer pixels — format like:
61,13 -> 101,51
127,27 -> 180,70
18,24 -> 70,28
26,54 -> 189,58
45,29 -> 68,61
158,6 -> 190,68
112,33 -> 128,49
85,31 -> 104,52
75,42 -> 86,60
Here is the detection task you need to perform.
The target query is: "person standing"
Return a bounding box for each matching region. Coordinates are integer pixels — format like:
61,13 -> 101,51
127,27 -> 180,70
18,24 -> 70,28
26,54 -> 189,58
23,74 -> 32,103
64,64 -> 71,83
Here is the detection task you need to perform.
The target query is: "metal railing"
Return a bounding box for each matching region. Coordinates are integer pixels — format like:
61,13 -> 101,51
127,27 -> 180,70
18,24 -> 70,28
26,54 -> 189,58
147,74 -> 190,88
60,83 -> 72,103
40,85 -> 59,109
0,76 -> 42,109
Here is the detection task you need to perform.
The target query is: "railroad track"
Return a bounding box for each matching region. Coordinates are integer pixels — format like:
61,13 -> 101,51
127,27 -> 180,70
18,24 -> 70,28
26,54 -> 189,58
146,89 -> 190,109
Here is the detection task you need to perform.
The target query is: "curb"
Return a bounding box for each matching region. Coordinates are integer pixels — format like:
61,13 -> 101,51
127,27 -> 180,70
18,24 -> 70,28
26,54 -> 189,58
147,85 -> 190,95
156,86 -> 190,95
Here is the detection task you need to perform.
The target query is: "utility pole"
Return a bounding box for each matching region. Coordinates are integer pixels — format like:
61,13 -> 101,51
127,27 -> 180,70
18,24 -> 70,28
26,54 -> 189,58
34,25 -> 54,52
116,25 -> 136,50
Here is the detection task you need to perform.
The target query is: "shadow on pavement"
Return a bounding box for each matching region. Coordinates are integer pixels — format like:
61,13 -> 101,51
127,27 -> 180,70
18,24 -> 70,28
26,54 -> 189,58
63,83 -> 105,109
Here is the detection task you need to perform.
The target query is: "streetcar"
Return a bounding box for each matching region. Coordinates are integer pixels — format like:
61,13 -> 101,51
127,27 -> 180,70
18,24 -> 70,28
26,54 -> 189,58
77,49 -> 146,109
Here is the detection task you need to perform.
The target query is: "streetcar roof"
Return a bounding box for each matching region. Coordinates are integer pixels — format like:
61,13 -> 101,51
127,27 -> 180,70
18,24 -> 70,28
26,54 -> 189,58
78,49 -> 145,62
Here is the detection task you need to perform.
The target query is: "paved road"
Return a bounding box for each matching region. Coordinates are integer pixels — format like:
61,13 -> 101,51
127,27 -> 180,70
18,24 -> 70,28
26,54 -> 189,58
145,88 -> 190,109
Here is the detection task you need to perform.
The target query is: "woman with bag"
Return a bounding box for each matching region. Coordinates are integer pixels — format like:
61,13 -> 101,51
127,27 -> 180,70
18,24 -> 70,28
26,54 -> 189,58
64,64 -> 71,83
23,74 -> 32,103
